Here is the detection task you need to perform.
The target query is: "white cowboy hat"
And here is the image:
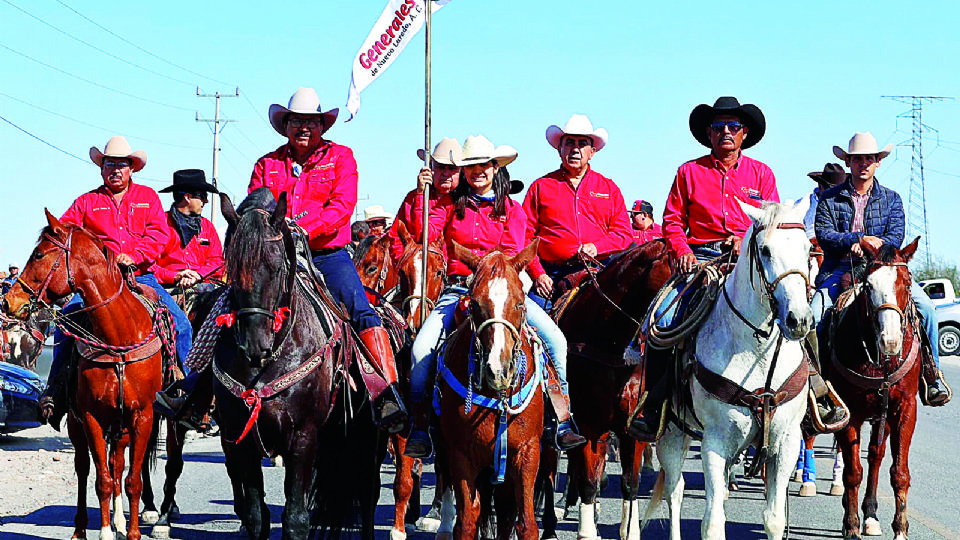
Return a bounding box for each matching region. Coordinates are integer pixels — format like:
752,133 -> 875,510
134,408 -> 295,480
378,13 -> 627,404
453,135 -> 517,168
416,137 -> 462,166
268,87 -> 339,137
363,205 -> 395,222
546,114 -> 608,151
89,136 -> 147,172
833,132 -> 893,161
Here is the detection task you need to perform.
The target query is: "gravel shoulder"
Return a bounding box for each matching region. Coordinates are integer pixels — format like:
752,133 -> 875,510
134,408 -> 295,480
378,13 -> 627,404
0,425 -> 76,519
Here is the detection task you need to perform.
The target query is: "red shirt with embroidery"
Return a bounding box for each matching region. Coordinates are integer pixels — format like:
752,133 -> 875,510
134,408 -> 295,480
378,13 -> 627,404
151,210 -> 224,285
420,195 -> 527,277
249,141 -> 357,250
60,182 -> 170,274
632,222 -> 664,244
522,167 -> 633,278
662,153 -> 779,257
387,188 -> 445,260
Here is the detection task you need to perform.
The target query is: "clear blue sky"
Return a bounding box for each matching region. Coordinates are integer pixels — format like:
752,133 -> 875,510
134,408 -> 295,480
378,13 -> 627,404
2,0 -> 959,270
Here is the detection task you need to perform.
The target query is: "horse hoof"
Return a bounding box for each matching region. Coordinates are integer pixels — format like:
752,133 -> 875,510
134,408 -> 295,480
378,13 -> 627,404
830,483 -> 844,496
798,482 -> 817,497
389,528 -> 407,540
793,469 -> 803,482
270,455 -> 283,467
417,516 -> 440,533
728,481 -> 739,492
140,511 -> 160,525
541,532 -> 558,540
862,517 -> 882,536
152,524 -> 171,540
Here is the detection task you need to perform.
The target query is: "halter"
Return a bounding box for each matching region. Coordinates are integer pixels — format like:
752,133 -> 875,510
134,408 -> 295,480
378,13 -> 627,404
856,259 -> 911,364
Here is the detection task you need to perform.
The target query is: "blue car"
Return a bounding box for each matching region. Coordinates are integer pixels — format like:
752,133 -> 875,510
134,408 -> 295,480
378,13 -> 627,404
0,361 -> 43,433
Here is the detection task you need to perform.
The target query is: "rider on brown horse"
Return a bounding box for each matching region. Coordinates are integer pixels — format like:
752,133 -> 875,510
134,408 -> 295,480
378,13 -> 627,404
812,132 -> 950,406
39,136 -> 193,430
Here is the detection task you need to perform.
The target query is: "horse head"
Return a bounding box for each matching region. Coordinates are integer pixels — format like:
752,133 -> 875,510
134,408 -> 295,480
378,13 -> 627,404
738,199 -> 814,341
454,239 -> 538,393
4,210 -> 118,319
354,231 -> 395,294
860,237 -> 918,356
395,221 -> 446,331
222,190 -> 295,366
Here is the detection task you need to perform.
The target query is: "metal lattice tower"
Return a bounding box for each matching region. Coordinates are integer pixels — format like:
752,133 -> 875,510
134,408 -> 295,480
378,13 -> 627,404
881,95 -> 953,268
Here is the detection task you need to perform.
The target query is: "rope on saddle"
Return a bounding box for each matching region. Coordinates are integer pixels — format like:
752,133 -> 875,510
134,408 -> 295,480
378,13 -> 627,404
645,262 -> 724,349
183,289 -> 231,372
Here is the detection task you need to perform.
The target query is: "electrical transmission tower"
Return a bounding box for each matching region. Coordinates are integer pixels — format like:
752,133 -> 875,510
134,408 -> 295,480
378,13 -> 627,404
197,87 -> 239,226
882,95 -> 953,268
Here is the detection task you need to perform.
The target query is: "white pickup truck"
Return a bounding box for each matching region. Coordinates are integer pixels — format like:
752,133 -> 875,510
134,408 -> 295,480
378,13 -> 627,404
920,278 -> 960,356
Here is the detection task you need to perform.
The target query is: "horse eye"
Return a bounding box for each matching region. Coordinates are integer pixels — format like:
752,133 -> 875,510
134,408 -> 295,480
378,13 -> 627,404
365,265 -> 377,275
760,245 -> 771,257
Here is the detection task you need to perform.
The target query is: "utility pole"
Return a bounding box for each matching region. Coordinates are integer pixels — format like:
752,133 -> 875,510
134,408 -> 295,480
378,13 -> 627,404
882,95 -> 953,268
196,87 -> 239,226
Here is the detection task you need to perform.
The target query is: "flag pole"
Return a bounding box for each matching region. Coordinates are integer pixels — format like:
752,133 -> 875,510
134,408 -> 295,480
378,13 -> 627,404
419,0 -> 432,327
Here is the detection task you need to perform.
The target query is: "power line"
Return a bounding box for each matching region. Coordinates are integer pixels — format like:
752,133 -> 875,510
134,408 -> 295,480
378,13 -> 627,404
0,41 -> 193,112
0,90 -> 206,150
1,0 -> 193,86
240,89 -> 273,129
221,135 -> 254,163
229,123 -> 263,153
0,114 -> 87,163
53,0 -> 234,87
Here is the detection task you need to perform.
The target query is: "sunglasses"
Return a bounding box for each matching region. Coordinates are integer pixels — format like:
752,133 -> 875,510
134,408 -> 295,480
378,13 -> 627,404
103,159 -> 132,168
710,121 -> 744,134
287,117 -> 323,129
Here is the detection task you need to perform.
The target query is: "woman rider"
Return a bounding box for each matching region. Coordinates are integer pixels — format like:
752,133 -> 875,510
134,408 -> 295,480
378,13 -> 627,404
403,135 -> 586,458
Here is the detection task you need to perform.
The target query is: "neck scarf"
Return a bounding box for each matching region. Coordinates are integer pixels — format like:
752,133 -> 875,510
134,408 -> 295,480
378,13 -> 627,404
170,207 -> 203,248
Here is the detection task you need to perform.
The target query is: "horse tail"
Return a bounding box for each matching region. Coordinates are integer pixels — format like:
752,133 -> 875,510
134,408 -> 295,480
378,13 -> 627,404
144,413 -> 161,471
640,469 -> 665,531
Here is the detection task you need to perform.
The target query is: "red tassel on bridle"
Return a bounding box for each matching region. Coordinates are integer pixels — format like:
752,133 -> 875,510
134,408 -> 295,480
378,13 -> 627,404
216,312 -> 237,328
235,389 -> 262,443
273,307 -> 291,332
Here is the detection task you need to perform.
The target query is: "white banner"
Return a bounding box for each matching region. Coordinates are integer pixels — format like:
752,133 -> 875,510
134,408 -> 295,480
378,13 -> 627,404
345,0 -> 451,121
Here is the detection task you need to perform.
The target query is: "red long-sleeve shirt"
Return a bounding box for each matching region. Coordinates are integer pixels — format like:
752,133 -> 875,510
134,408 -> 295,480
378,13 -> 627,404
60,183 -> 169,274
249,141 -> 357,250
388,188 -> 443,260
151,211 -> 224,285
632,223 -> 664,244
662,153 -> 779,257
522,168 -> 633,278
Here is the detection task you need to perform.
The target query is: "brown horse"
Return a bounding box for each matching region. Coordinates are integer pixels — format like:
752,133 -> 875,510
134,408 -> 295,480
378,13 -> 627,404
355,231 -> 400,301
826,239 -> 921,540
394,220 -> 447,332
439,241 -> 544,540
4,211 -> 165,540
554,240 -> 673,540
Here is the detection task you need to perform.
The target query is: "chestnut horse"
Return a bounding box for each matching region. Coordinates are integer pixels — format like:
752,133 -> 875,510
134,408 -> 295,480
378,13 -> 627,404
550,240 -> 672,540
4,211 -> 166,540
826,239 -> 921,540
438,241 -> 544,540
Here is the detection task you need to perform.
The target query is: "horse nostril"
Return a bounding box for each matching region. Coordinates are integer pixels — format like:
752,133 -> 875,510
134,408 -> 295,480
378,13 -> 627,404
786,311 -> 799,329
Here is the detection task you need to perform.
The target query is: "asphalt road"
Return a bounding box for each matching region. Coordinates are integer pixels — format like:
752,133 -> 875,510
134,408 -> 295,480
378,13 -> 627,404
2,358 -> 958,540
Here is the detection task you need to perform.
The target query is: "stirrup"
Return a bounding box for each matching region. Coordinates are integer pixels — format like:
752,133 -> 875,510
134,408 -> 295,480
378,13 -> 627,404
626,391 -> 669,442
374,385 -> 408,434
404,429 -> 433,458
919,370 -> 953,407
806,382 -> 849,434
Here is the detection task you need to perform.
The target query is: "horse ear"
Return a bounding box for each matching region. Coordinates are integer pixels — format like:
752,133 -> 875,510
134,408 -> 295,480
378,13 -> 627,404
452,241 -> 481,272
44,208 -> 66,236
509,239 -> 540,273
220,193 -> 239,228
901,236 -> 921,262
272,192 -> 288,230
396,220 -> 412,246
862,239 -> 881,260
736,198 -> 764,222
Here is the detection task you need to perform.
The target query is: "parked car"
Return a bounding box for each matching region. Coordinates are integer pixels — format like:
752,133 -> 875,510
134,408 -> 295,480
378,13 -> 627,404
0,361 -> 43,433
919,278 -> 960,356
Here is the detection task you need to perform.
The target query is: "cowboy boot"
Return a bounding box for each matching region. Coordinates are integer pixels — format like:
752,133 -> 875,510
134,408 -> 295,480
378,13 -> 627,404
403,399 -> 433,458
543,364 -> 586,450
358,326 -> 408,433
805,330 -> 847,428
921,355 -> 951,407
626,347 -> 673,443
38,359 -> 69,432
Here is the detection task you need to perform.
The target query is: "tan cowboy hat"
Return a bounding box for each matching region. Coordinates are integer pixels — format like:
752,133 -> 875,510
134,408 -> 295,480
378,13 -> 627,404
546,114 -> 608,151
363,205 -> 395,223
833,132 -> 893,160
417,137 -> 462,166
453,135 -> 517,167
268,87 -> 339,137
89,136 -> 147,172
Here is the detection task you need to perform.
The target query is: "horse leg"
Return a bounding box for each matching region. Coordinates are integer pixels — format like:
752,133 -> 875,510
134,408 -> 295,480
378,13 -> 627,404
123,411 -> 156,540
574,438 -> 607,540
831,444 -> 845,496
225,442 -> 269,540
281,440 -> 315,540
512,442 -> 540,540
81,414 -> 116,540
110,438 -> 129,538
700,437 -> 733,540
836,423 -> 864,539
390,433 -> 414,540
537,447 -> 559,540
139,425 -> 158,526
649,428 -> 690,540
153,421 -> 187,540
617,436 -> 644,540
495,483 -> 519,540
798,434 -> 818,496
888,402 -> 916,540
69,415 -> 90,539
451,462 -> 480,540
861,422 -> 889,537
762,424 -> 802,540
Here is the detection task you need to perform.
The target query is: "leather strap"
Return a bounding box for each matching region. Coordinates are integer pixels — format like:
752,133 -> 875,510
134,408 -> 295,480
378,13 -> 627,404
543,360 -> 571,422
830,331 -> 920,390
76,335 -> 162,365
694,354 -> 809,410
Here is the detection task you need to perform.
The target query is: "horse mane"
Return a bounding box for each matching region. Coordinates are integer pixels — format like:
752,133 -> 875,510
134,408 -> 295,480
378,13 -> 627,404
873,244 -> 899,264
474,251 -> 509,283
352,234 -> 378,262
225,197 -> 282,290
756,201 -> 790,240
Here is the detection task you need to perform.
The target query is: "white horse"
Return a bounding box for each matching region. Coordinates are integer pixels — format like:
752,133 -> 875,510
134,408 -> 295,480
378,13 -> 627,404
644,199 -> 814,540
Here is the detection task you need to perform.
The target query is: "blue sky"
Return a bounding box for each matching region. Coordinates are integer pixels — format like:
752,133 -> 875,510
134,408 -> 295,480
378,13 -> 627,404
2,0 -> 959,270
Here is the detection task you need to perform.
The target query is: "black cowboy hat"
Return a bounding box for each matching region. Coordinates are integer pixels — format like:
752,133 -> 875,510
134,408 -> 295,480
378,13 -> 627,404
807,163 -> 849,187
509,180 -> 524,195
689,96 -> 766,150
158,169 -> 220,194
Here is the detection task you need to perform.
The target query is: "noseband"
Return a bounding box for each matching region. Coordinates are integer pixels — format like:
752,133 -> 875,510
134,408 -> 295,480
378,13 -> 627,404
398,244 -> 447,315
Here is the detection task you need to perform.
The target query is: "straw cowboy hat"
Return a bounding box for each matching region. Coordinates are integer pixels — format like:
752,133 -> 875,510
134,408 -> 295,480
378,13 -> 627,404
89,136 -> 147,172
453,135 -> 518,168
363,205 -> 395,223
158,169 -> 219,194
417,137 -> 462,165
268,87 -> 339,137
546,114 -> 608,151
807,163 -> 849,187
689,96 -> 766,150
833,132 -> 893,161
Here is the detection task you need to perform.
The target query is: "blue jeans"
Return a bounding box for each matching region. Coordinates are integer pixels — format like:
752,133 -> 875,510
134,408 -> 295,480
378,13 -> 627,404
646,246 -> 723,331
528,257 -> 611,311
311,248 -> 381,331
49,274 -> 193,384
409,285 -> 569,401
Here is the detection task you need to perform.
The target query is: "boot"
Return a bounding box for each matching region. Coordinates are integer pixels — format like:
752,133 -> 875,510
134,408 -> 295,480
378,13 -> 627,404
556,417 -> 586,451
543,368 -> 586,450
626,380 -> 669,443
918,325 -> 951,406
804,330 -> 848,432
358,326 -> 408,433
403,400 -> 433,458
38,364 -> 68,432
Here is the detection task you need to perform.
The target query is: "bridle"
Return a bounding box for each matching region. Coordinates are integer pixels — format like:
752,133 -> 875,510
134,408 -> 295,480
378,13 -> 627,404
857,259 -> 911,360
466,254 -> 527,393
398,243 -> 447,315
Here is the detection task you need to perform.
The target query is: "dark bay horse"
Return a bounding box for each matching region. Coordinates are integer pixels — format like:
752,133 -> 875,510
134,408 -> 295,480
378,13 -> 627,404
215,191 -> 384,540
827,239 -> 921,540
552,240 -> 673,540
4,211 -> 166,540
355,230 -> 400,300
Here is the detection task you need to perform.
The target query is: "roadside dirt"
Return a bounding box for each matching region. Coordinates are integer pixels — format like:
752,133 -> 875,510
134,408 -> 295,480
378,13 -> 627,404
0,425 -> 76,519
